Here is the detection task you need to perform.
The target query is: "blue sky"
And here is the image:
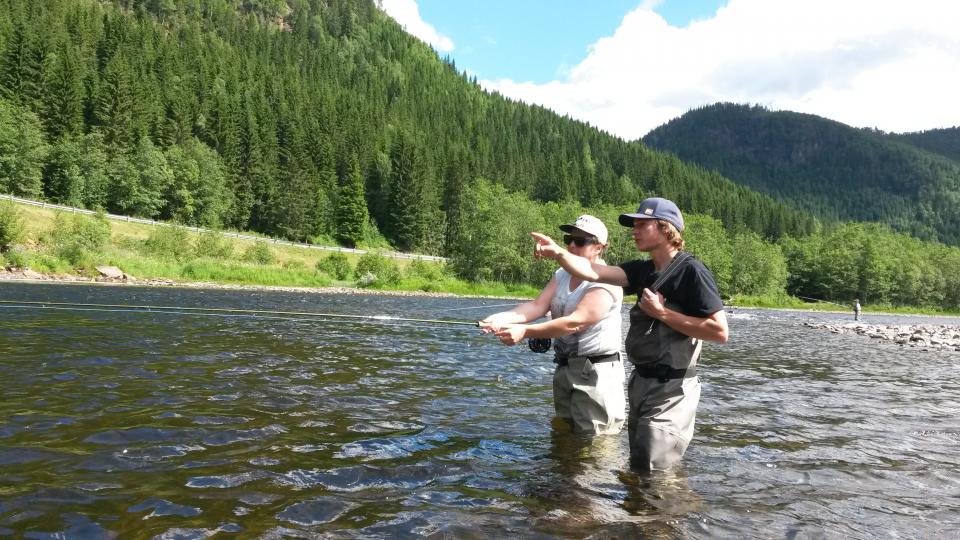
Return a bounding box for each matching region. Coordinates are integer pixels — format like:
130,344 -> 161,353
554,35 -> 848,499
413,1 -> 728,83
382,0 -> 960,139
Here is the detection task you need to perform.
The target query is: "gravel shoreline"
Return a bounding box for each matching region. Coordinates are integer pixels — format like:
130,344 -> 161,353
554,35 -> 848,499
804,321 -> 960,352
0,268 -> 507,299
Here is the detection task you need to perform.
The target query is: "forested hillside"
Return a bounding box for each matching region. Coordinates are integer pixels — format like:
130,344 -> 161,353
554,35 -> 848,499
642,103 -> 960,245
895,127 -> 960,164
0,0 -> 817,258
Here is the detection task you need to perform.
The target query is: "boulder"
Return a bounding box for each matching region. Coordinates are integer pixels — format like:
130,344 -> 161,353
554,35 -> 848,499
95,266 -> 125,279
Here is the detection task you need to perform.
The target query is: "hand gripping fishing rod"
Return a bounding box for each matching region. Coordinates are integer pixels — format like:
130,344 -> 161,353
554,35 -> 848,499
0,299 -> 481,327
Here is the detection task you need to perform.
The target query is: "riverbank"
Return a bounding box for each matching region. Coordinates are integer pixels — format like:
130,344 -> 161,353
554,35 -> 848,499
804,321 -> 960,352
0,267 -> 524,299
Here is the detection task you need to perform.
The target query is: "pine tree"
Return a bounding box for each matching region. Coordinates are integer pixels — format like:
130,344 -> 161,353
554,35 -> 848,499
93,51 -> 136,146
335,152 -> 367,248
41,45 -> 85,138
387,130 -> 427,252
0,97 -> 48,197
0,24 -> 45,109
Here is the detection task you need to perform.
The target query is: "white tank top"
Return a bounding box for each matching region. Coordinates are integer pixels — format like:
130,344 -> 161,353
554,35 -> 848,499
550,268 -> 622,357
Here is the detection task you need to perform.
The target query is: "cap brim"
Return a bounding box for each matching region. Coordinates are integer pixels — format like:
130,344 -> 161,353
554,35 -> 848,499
558,224 -> 576,234
618,213 -> 655,227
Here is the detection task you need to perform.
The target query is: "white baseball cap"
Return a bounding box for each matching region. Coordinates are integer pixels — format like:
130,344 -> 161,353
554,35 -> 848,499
558,214 -> 608,244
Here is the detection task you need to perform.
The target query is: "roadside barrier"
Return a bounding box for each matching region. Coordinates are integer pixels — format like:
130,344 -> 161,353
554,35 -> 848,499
0,193 -> 446,262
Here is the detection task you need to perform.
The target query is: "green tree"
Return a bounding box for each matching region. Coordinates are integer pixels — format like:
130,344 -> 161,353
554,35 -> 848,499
93,51 -> 136,147
0,97 -> 48,197
729,230 -> 788,296
109,137 -> 170,218
335,152 -> 367,248
817,224 -> 867,300
44,137 -> 86,206
684,214 -> 733,294
40,45 -> 85,138
387,131 -> 428,252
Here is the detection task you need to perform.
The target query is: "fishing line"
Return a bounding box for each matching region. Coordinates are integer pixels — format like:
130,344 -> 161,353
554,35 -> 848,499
0,300 -> 480,328
437,302 -> 520,312
796,295 -> 848,308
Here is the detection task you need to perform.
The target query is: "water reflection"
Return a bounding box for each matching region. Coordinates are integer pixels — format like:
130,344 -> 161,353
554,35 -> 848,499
1,282 -> 959,537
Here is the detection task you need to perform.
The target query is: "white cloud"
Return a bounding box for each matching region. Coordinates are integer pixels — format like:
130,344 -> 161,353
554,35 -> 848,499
379,0 -> 454,53
481,0 -> 960,139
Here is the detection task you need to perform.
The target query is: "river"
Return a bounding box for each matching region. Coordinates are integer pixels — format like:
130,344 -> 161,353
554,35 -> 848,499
1,282 -> 958,538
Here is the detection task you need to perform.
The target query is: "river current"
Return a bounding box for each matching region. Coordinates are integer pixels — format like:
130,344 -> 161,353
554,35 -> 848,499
1,282 -> 958,538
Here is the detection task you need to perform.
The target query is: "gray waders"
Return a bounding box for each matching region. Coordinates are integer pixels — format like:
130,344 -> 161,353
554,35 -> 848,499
624,252 -> 701,470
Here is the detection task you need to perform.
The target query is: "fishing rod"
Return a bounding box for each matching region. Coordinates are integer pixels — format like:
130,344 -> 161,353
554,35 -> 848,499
1,299 -> 558,356
796,295 -> 849,308
0,300 -> 480,327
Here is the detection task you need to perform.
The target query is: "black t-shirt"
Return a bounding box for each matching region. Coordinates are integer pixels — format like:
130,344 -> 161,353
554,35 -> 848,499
618,254 -> 724,318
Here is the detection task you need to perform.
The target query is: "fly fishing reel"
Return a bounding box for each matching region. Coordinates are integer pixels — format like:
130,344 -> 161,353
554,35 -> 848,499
528,337 -> 552,353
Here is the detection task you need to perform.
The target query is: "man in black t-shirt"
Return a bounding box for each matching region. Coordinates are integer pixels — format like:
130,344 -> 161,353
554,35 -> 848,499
531,197 -> 729,470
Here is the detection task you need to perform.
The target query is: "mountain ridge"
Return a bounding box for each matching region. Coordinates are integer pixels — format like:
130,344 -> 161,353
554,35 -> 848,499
642,103 -> 960,245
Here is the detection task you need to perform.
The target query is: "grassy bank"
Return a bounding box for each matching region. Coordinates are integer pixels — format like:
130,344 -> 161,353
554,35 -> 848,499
0,201 -> 540,299
730,293 -> 960,317
3,202 -> 957,315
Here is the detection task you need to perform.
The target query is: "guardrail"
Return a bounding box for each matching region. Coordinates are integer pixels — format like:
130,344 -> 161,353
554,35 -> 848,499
0,193 -> 447,262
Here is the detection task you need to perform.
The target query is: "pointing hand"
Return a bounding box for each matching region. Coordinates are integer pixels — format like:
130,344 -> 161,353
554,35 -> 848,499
530,232 -> 563,260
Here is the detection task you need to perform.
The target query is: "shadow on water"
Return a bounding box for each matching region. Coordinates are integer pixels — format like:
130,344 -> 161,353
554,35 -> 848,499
1,283 -> 960,537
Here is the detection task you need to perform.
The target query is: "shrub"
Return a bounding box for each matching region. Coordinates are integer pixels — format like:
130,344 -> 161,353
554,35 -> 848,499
50,212 -> 111,266
316,252 -> 353,280
0,201 -> 23,251
354,251 -> 400,286
404,259 -> 447,282
3,248 -> 27,269
144,225 -> 192,261
193,230 -> 233,260
242,242 -> 274,265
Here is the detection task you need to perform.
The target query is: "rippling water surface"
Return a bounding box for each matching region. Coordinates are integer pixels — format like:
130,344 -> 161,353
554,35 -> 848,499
1,282 -> 959,538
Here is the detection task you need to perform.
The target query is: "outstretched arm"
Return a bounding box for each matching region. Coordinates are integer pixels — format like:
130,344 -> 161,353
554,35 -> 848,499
530,232 -> 629,287
492,287 -> 618,345
478,276 -> 556,333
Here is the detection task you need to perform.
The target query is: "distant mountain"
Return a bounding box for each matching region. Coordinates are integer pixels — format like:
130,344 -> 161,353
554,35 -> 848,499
642,103 -> 960,245
895,127 -> 960,163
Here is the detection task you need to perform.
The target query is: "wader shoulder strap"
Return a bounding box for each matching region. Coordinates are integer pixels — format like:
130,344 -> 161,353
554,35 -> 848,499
642,251 -> 691,336
650,252 -> 691,293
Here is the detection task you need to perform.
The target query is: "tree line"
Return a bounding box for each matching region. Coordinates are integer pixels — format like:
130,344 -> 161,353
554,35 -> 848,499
447,180 -> 960,311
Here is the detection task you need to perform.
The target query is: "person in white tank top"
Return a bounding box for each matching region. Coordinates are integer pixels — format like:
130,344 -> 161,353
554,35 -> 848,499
480,215 -> 625,435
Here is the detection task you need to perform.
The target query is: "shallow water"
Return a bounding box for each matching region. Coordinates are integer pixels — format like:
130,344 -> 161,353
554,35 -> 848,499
1,282 -> 959,538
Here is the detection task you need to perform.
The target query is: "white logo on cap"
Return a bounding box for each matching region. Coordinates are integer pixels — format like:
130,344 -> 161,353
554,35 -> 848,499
643,208 -> 653,215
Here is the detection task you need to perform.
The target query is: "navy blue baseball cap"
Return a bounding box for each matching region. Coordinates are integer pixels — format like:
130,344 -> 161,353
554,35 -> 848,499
618,197 -> 685,232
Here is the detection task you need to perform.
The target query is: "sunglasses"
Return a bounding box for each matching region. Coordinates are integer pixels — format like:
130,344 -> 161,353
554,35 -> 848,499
563,235 -> 599,247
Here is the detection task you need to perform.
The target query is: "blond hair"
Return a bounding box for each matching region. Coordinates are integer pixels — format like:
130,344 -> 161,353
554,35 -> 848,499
657,220 -> 684,251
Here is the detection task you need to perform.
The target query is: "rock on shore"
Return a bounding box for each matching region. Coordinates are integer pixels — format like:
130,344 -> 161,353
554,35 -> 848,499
804,322 -> 960,352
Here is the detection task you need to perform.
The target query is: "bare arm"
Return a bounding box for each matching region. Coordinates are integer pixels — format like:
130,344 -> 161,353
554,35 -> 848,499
530,232 -> 629,287
640,288 -> 729,343
478,276 -> 556,332
493,286 -> 619,345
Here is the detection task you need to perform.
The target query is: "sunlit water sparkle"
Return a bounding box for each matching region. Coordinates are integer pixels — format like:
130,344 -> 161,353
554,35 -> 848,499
1,282 -> 958,538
